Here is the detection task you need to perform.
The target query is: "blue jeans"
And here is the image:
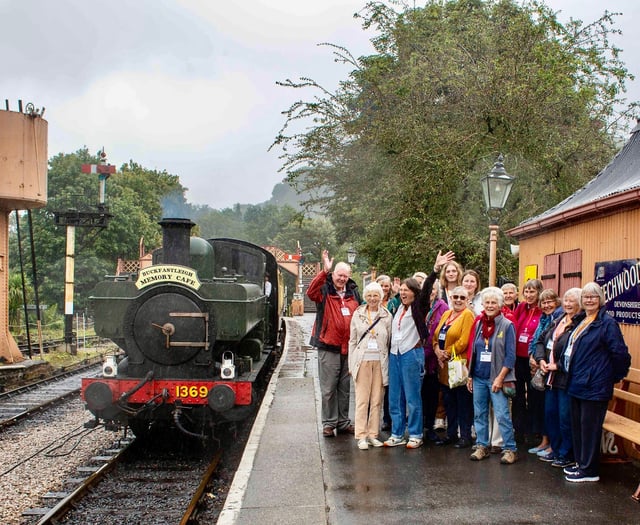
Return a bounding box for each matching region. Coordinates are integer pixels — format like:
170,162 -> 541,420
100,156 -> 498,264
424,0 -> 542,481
472,376 -> 516,450
389,348 -> 424,439
545,387 -> 573,460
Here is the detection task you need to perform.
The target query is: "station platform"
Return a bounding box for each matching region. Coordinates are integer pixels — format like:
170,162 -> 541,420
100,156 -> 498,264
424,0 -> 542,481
218,314 -> 640,524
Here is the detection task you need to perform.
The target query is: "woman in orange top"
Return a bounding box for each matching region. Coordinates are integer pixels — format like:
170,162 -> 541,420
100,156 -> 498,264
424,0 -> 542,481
433,286 -> 476,448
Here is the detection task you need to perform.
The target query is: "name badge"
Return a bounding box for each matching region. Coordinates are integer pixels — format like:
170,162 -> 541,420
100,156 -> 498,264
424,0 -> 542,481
367,339 -> 378,350
341,307 -> 351,316
438,332 -> 446,342
518,334 -> 529,344
546,339 -> 554,350
393,333 -> 402,341
480,351 -> 492,362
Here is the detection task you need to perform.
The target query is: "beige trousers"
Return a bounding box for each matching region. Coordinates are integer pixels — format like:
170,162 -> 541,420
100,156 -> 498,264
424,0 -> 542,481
354,360 -> 384,440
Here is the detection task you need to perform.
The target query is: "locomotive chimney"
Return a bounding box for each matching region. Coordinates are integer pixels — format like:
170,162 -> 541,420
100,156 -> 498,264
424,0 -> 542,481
158,218 -> 195,266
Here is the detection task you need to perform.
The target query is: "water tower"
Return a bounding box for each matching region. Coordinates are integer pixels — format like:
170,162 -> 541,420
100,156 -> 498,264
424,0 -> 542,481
0,102 -> 48,363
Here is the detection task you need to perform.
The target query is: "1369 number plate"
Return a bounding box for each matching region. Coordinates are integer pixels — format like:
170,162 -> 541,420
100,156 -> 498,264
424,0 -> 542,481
175,385 -> 209,399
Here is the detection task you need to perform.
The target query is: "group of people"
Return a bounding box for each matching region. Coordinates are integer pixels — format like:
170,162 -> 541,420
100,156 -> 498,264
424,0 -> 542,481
307,249 -> 631,482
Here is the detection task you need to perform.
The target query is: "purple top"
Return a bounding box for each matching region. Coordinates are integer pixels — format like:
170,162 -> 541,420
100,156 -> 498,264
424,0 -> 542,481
424,299 -> 449,374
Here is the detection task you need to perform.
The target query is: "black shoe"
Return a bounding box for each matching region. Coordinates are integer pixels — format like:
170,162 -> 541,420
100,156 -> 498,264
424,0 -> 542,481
381,423 -> 390,431
435,437 -> 453,446
337,424 -> 355,435
453,438 -> 471,449
425,430 -> 439,442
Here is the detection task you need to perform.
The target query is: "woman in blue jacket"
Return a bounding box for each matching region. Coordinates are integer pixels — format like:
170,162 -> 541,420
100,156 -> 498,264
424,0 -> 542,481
562,282 -> 631,483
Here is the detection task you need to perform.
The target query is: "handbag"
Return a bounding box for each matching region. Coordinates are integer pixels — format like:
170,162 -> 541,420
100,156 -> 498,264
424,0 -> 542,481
502,381 -> 516,398
530,368 -> 546,391
447,349 -> 469,388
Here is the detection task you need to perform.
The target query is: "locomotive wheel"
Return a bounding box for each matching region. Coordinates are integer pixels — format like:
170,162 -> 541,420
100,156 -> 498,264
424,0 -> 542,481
124,285 -> 216,366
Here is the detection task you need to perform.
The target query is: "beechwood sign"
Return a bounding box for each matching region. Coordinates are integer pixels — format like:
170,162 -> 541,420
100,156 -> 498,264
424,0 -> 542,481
595,259 -> 640,325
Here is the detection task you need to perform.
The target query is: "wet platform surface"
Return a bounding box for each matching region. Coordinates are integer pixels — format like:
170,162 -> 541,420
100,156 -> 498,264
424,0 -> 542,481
219,314 -> 640,524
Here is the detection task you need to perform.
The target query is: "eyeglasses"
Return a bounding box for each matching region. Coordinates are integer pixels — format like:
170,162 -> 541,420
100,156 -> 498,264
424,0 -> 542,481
540,300 -> 556,305
582,295 -> 599,300
451,295 -> 467,300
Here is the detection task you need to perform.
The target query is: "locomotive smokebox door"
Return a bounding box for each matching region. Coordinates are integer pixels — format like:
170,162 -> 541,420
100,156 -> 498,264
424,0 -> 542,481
124,287 -> 214,367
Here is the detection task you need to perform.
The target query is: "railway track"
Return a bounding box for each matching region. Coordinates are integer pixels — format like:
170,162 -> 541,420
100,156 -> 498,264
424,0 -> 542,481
24,436 -> 223,525
18,335 -> 104,357
16,325 -> 283,523
0,361 -> 103,429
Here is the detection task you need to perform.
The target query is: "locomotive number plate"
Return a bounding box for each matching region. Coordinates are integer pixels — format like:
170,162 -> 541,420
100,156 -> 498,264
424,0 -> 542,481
175,385 -> 209,399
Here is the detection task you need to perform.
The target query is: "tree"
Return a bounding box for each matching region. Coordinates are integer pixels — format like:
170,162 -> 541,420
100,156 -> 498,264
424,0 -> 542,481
10,149 -> 191,312
273,0 -> 638,278
243,204 -> 299,246
195,205 -> 246,240
8,273 -> 28,334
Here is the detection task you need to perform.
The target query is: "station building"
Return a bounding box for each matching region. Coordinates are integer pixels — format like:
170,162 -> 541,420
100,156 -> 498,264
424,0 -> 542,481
508,120 -> 640,456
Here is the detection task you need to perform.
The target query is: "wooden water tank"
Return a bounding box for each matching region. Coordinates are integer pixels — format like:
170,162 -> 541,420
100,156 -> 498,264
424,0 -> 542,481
0,109 -> 48,210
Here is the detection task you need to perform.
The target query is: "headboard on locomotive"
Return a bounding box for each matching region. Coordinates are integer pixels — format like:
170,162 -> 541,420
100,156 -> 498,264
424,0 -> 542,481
89,218 -> 269,380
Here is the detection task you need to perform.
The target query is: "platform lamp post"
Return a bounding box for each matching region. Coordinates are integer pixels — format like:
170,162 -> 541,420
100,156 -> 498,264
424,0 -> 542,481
347,246 -> 357,264
480,154 -> 515,287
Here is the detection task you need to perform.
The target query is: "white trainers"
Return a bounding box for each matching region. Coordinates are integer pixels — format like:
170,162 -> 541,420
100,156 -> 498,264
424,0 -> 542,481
470,445 -> 490,461
383,436 -> 407,447
406,437 -> 423,449
434,418 -> 446,430
368,437 -> 384,448
357,439 -> 369,450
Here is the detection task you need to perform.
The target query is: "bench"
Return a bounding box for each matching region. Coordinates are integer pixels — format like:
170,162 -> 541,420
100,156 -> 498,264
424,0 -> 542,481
602,367 -> 640,502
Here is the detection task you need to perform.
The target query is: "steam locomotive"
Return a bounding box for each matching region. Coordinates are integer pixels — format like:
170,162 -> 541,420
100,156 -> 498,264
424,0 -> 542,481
81,218 -> 284,437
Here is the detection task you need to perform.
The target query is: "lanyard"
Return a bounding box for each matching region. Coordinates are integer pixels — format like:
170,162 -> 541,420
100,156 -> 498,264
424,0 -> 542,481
522,306 -> 536,333
366,309 -> 378,336
397,305 -> 409,330
569,315 -> 594,346
445,310 -> 461,326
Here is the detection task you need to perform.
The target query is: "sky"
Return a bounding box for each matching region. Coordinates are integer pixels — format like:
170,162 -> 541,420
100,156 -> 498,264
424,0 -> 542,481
2,0 -> 639,210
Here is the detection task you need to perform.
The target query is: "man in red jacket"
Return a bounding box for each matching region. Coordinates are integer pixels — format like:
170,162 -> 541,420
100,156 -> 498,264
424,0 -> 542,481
307,250 -> 361,437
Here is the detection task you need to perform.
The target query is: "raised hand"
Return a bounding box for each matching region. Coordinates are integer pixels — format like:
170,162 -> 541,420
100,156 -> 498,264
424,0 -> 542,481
434,250 -> 455,272
322,250 -> 334,273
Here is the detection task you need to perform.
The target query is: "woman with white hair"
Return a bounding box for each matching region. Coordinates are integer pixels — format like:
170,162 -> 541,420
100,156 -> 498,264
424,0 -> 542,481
561,282 -> 630,482
533,287 -> 584,468
349,282 -> 392,450
467,287 -> 518,464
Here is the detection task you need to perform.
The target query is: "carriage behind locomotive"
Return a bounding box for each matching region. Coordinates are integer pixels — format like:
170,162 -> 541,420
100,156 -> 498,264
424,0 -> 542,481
81,218 -> 284,437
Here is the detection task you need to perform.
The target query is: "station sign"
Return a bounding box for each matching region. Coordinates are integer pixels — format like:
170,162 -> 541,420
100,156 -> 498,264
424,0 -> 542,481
594,259 -> 640,325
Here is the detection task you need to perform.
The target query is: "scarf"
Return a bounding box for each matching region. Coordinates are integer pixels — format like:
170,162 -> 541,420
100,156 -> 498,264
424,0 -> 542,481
481,312 -> 496,340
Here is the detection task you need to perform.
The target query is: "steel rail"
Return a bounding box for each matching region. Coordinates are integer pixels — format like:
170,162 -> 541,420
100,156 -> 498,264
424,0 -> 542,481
180,448 -> 223,525
34,440 -> 133,525
0,362 -> 102,430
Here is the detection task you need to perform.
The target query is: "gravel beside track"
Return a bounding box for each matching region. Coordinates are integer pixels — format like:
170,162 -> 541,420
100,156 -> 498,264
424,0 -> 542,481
0,398 -> 119,525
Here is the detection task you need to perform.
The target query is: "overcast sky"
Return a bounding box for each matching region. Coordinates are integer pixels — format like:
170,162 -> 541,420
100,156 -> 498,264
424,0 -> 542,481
2,0 -> 638,210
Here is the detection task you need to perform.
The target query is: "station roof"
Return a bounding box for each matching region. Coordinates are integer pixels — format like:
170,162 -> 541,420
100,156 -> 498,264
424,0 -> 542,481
508,120 -> 640,238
